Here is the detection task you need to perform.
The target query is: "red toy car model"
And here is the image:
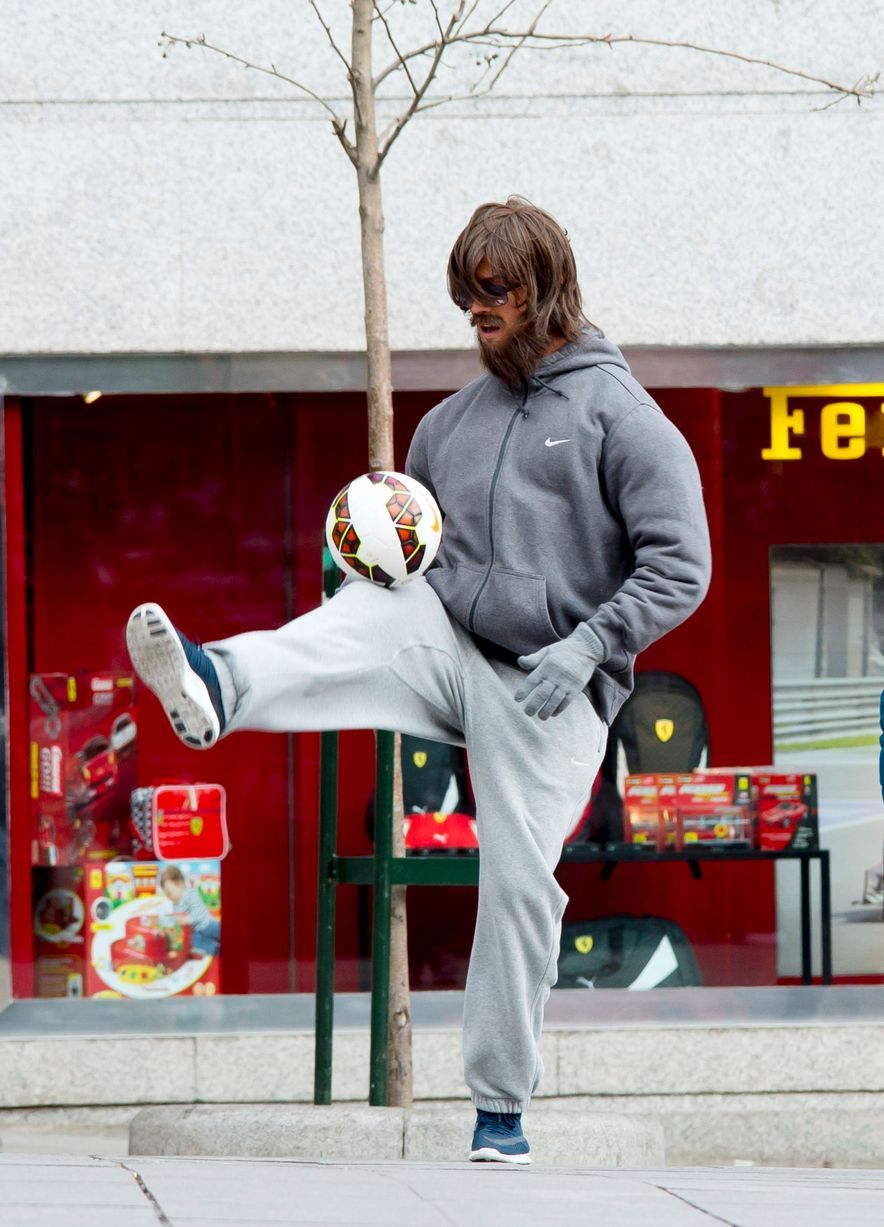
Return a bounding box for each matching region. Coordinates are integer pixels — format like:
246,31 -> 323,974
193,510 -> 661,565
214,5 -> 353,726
75,735 -> 118,806
758,800 -> 808,851
110,713 -> 137,760
110,913 -> 191,978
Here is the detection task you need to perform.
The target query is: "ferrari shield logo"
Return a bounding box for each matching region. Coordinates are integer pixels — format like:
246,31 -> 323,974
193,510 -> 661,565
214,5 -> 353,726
412,751 -> 428,768
190,818 -> 204,836
575,934 -> 594,954
655,718 -> 675,743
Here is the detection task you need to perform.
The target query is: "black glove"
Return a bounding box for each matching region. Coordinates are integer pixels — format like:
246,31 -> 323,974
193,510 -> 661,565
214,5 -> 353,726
515,624 -> 604,720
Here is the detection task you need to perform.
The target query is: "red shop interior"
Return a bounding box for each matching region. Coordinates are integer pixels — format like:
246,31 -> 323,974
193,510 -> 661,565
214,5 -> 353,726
4,386 -> 883,998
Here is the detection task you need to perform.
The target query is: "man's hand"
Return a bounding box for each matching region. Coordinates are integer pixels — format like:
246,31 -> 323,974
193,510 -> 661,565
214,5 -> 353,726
515,624 -> 604,720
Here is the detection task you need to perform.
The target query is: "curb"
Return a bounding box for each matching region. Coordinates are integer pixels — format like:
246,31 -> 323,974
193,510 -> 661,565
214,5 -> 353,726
130,1103 -> 666,1166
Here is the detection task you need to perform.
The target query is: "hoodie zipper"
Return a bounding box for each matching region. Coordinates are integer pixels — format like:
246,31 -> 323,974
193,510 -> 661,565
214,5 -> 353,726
467,404 -> 524,632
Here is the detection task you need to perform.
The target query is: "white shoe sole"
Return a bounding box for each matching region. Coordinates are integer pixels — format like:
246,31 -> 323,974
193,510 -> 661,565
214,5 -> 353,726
126,603 -> 221,750
468,1147 -> 531,1165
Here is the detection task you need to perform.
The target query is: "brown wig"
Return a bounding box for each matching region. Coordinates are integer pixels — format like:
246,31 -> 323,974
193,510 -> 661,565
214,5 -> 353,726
447,196 -> 588,347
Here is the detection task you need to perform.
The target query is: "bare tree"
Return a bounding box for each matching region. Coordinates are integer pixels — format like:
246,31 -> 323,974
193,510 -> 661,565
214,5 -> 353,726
160,1 -> 877,1107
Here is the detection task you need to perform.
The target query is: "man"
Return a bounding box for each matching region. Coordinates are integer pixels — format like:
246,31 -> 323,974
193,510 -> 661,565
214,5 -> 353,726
127,196 -> 711,1164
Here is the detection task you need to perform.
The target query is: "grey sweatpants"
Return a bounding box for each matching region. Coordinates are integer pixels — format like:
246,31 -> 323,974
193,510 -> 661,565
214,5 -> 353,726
207,577 -> 606,1113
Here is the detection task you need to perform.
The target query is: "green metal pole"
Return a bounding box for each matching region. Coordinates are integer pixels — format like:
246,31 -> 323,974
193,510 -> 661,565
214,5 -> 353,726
313,730 -> 339,1104
369,728 -> 395,1105
314,548 -> 343,1104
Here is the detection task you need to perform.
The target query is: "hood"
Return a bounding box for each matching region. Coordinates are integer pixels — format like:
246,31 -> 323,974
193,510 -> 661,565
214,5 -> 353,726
517,327 -> 631,406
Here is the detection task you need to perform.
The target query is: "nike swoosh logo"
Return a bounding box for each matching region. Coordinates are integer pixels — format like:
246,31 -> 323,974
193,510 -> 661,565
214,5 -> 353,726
570,756 -> 595,767
545,437 -> 571,447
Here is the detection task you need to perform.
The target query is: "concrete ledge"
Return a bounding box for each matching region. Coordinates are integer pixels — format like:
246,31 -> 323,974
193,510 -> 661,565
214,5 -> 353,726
0,1036 -> 197,1107
131,1105 -> 407,1161
533,1092 -> 884,1170
129,1104 -> 665,1167
404,1105 -> 665,1167
3,1022 -> 881,1107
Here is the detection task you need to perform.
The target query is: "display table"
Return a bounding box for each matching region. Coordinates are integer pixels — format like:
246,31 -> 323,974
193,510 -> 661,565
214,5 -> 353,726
333,844 -> 832,988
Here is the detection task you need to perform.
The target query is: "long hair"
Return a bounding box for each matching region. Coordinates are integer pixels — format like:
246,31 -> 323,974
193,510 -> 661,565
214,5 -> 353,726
447,196 -> 588,347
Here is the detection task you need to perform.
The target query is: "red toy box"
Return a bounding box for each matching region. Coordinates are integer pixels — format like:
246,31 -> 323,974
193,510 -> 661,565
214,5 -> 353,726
672,772 -> 753,849
706,768 -> 819,850
33,859 -> 221,998
623,772 -> 753,850
623,774 -> 678,851
129,783 -> 230,861
30,673 -> 137,866
32,867 -> 88,998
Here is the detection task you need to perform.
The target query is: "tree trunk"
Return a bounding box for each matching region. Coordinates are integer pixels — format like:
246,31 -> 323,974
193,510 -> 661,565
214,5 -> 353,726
351,0 -> 394,474
386,737 -> 412,1108
350,0 -> 412,1109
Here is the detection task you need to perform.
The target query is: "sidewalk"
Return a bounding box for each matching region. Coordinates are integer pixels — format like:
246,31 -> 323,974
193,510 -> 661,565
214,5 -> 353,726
0,1155 -> 882,1226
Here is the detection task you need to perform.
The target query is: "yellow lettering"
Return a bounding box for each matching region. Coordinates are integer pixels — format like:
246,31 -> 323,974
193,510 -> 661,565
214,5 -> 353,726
820,402 -> 866,460
762,390 -> 804,460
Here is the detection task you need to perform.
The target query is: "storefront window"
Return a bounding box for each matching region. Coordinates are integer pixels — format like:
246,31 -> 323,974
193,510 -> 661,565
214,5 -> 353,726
3,382 -> 882,1004
771,545 -> 884,980
0,391 -> 10,1007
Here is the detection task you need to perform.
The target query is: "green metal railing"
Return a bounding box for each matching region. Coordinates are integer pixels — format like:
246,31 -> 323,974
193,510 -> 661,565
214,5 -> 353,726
312,550 -> 480,1106
312,719 -> 481,1105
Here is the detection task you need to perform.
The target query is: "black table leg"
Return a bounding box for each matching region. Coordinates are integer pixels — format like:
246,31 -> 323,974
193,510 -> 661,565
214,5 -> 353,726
799,854 -> 812,985
820,850 -> 833,985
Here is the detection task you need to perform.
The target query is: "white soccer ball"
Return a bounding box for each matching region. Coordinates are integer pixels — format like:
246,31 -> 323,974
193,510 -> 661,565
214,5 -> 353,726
325,471 -> 443,588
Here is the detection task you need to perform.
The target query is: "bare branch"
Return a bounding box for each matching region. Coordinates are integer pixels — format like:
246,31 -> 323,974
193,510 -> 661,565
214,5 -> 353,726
159,32 -> 358,164
812,70 -> 880,111
160,32 -> 358,165
308,0 -> 353,79
376,0 -> 467,89
481,0 -> 553,96
374,0 -> 539,156
376,2 -> 468,165
375,21 -> 876,105
479,29 -> 878,102
308,0 -> 366,134
373,2 -> 419,97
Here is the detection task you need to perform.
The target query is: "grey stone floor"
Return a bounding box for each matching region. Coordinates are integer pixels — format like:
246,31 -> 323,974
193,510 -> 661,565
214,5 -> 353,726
0,1156 -> 881,1226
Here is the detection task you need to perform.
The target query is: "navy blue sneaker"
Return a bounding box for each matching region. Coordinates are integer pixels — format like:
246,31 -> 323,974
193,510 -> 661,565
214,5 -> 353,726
469,1111 -> 531,1165
126,603 -> 225,749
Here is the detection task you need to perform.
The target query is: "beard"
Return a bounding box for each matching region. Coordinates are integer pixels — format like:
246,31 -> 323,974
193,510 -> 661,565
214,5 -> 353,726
472,314 -> 549,388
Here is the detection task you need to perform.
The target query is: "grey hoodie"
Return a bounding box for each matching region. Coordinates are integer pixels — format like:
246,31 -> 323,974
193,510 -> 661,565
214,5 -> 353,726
405,327 -> 712,723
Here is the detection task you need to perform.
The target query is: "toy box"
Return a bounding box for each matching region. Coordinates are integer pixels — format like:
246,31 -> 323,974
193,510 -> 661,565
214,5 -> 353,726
30,673 -> 137,866
86,860 -> 221,998
32,866 -> 87,998
622,775 -> 678,851
706,768 -> 819,850
623,772 -> 753,850
33,860 -> 221,998
130,784 -> 230,860
672,772 -> 753,849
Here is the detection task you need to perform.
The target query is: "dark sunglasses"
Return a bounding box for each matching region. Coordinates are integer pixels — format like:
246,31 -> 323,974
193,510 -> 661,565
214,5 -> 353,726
453,277 -> 512,311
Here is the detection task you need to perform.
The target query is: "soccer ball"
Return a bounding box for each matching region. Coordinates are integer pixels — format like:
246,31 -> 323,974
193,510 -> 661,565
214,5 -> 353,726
325,471 -> 442,588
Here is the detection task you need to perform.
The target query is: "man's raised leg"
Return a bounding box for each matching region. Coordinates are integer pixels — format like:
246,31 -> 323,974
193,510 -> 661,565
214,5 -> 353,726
127,579 -> 466,748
